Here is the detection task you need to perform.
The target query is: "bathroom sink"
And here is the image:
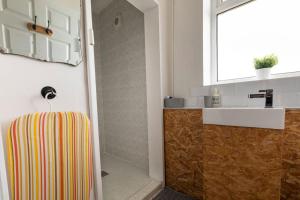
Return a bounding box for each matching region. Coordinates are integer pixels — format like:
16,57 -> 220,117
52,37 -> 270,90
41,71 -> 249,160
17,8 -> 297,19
203,107 -> 285,130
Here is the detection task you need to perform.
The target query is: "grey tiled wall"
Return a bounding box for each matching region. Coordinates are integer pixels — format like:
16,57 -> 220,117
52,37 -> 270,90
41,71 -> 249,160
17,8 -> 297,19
93,0 -> 149,171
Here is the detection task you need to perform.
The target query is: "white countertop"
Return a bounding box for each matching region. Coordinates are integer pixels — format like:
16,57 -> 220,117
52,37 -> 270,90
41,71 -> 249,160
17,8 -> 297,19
203,107 -> 285,130
164,107 -> 203,110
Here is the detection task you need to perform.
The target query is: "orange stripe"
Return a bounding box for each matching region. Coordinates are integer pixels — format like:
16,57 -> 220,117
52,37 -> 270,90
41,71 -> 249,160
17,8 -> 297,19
58,113 -> 64,200
41,113 -> 47,200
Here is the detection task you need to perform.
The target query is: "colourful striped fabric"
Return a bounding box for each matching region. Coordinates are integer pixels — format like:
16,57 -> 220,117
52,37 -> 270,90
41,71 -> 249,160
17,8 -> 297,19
6,112 -> 94,200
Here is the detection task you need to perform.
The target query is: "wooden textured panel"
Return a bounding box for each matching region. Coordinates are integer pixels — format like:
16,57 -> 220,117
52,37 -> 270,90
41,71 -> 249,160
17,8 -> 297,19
164,109 -> 300,200
203,125 -> 283,200
281,109 -> 300,200
164,109 -> 203,199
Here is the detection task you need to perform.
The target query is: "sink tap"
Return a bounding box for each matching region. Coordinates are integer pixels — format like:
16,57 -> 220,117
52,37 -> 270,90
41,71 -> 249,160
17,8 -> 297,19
248,89 -> 273,108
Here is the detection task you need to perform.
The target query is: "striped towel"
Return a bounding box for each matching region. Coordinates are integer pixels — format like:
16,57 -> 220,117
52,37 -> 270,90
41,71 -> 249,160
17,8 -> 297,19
6,112 -> 94,200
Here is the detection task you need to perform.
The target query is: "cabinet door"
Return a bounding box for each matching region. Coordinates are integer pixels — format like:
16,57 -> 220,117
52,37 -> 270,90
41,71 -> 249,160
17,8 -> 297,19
0,0 -> 36,56
164,109 -> 203,199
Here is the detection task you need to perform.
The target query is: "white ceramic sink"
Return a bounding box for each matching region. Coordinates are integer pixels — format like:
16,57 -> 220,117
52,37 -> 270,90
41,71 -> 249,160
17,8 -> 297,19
203,107 -> 285,130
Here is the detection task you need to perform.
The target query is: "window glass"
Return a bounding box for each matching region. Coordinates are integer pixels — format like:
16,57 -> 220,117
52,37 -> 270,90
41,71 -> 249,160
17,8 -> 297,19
217,0 -> 300,81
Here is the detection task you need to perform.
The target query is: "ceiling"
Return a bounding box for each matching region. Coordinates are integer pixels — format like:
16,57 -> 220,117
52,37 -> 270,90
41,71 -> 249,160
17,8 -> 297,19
91,0 -> 114,14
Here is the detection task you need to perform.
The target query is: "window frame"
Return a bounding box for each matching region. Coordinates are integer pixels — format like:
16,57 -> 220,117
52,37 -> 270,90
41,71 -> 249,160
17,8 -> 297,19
208,0 -> 300,85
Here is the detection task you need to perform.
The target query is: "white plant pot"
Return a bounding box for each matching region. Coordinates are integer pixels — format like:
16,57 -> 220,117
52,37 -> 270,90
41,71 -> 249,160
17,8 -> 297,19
256,68 -> 271,80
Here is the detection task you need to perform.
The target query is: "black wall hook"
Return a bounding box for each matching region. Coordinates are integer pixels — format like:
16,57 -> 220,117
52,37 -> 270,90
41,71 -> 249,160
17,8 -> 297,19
46,20 -> 51,34
33,16 -> 37,30
41,86 -> 57,99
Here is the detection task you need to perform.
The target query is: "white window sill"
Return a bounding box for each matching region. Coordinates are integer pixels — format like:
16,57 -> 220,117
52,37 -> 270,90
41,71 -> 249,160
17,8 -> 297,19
205,71 -> 300,86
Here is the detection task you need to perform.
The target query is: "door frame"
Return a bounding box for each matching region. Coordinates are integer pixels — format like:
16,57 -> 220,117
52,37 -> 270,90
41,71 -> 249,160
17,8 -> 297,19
83,0 -> 164,199
83,0 -> 103,199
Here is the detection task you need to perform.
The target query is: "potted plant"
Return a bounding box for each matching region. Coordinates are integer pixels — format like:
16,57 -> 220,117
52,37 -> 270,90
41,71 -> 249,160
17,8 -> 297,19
254,54 -> 278,80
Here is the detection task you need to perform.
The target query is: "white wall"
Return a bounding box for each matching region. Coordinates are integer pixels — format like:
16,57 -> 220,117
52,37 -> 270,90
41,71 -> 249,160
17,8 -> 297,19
173,0 -> 203,107
0,54 -> 89,133
157,0 -> 174,97
154,0 -> 204,106
145,6 -> 164,182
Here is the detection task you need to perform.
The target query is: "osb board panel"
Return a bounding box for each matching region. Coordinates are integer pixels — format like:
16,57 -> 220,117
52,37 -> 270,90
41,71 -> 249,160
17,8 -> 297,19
203,125 -> 283,200
164,109 -> 203,200
281,109 -> 300,200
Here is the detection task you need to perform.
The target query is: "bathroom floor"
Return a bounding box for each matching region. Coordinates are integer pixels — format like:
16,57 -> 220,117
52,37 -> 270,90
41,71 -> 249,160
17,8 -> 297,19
154,187 -> 195,200
101,154 -> 161,200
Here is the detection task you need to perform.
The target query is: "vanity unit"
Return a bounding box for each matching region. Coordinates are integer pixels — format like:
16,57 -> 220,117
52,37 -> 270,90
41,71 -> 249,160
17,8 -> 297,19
164,108 -> 300,200
164,109 -> 204,199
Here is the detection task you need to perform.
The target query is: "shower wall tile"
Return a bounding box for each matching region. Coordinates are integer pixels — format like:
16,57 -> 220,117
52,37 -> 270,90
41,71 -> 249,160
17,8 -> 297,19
93,0 -> 148,171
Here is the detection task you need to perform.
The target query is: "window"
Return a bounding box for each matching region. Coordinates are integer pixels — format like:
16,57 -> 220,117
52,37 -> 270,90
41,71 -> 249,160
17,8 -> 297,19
209,0 -> 300,84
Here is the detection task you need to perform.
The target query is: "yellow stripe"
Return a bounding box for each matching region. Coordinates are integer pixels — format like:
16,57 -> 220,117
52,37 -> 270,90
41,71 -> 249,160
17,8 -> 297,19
85,115 -> 89,200
16,118 -> 23,200
78,113 -> 82,199
6,127 -> 14,200
28,114 -> 33,200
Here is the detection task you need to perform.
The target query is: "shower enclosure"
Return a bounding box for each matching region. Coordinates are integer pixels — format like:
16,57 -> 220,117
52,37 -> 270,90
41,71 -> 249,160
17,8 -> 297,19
91,0 -> 163,199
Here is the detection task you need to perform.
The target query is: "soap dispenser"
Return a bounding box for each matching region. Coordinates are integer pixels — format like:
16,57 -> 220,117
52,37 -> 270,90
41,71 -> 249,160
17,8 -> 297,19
212,88 -> 221,108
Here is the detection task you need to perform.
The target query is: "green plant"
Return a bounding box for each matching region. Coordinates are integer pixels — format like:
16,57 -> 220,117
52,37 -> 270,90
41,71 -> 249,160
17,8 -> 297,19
254,54 -> 278,70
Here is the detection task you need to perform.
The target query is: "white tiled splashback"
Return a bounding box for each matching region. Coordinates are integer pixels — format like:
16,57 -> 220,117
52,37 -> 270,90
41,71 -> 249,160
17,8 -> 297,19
187,76 -> 300,108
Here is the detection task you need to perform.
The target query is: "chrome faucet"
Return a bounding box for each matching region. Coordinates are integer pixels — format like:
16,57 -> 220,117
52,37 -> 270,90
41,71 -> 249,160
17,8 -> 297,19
248,89 -> 273,108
